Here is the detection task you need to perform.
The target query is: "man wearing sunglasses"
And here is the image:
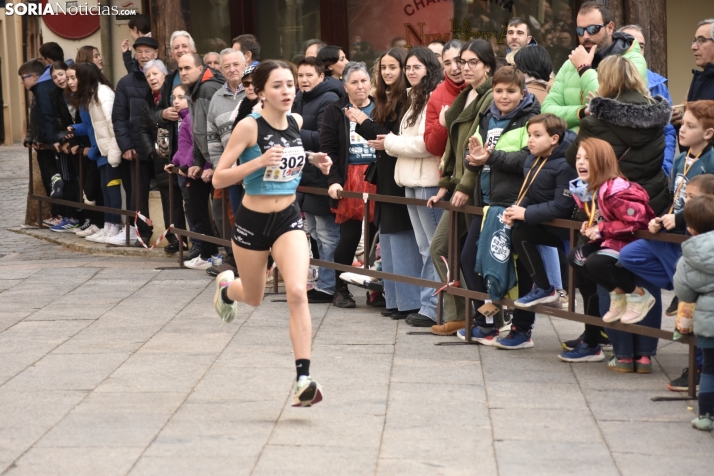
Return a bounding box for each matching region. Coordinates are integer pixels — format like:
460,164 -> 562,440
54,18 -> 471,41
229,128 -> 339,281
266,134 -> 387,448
542,1 -> 647,130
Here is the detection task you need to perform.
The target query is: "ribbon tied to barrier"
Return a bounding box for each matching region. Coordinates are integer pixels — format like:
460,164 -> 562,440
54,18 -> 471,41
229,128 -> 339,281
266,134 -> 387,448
133,211 -> 175,250
432,255 -> 460,296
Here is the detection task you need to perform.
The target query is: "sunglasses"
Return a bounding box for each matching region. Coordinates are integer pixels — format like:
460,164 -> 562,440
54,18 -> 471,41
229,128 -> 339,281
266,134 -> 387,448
576,23 -> 606,37
242,79 -> 252,87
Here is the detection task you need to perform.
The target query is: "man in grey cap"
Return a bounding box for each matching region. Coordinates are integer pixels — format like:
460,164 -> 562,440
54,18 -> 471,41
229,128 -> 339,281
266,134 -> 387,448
109,36 -> 159,246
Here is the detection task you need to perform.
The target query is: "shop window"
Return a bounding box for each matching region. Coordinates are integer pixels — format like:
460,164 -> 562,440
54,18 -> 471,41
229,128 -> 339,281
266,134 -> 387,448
254,0 -> 321,62
188,0 -> 232,54
347,0 -> 576,72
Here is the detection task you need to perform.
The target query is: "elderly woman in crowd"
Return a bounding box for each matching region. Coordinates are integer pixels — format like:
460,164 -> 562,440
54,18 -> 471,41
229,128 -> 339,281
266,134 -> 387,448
138,59 -> 186,252
320,61 -> 378,308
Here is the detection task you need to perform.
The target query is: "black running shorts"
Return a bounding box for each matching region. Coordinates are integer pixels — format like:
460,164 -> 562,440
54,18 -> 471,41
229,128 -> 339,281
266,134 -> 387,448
232,201 -> 305,251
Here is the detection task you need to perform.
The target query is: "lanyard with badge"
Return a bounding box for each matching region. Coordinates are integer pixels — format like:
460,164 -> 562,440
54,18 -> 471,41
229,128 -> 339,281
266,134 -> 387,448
514,157 -> 548,206
583,187 -> 600,227
668,150 -> 703,213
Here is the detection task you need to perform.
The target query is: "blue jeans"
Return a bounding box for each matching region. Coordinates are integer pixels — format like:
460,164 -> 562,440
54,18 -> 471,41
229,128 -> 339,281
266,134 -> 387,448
539,246 -> 562,289
600,278 -> 662,359
619,239 -> 680,290
404,186 -> 444,320
380,229 -> 423,312
99,164 -> 122,224
304,213 -> 340,294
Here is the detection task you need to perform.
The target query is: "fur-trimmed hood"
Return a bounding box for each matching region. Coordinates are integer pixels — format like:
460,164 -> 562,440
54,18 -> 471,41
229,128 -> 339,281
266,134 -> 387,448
589,93 -> 672,129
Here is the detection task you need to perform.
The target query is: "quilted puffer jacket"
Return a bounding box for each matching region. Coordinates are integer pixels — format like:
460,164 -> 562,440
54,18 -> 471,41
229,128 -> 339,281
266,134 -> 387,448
570,177 -> 655,251
86,84 -> 121,167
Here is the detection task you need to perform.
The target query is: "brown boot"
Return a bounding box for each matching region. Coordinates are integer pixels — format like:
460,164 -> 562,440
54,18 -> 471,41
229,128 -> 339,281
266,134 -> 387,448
430,320 -> 465,336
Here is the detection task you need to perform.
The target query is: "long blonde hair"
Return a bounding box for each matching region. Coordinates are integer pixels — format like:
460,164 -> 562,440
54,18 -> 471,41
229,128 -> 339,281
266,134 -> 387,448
597,55 -> 648,99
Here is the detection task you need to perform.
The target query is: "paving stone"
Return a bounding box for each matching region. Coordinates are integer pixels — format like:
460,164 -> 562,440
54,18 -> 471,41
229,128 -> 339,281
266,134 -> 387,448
4,447 -> 144,476
0,144 -> 711,474
35,392 -> 186,448
495,441 -> 619,476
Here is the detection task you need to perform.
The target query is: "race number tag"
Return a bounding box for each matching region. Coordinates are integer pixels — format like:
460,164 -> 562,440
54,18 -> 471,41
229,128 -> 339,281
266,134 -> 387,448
264,146 -> 306,182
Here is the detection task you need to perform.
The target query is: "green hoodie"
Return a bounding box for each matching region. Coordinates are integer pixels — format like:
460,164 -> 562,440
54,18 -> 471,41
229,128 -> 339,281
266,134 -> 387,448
438,78 -> 493,196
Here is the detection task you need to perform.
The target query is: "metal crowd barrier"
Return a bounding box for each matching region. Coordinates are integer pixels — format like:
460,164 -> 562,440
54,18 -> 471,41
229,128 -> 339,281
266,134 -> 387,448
26,148 -> 697,401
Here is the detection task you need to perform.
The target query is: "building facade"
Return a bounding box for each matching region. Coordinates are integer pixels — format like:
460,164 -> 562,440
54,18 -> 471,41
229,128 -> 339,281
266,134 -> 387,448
0,0 -> 706,144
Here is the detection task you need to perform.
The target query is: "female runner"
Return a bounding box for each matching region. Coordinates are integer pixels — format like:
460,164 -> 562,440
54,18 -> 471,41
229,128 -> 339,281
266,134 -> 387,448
212,60 -> 332,407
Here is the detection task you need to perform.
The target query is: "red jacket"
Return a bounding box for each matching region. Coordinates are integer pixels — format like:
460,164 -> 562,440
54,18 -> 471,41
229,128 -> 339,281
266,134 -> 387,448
572,177 -> 655,251
424,75 -> 468,158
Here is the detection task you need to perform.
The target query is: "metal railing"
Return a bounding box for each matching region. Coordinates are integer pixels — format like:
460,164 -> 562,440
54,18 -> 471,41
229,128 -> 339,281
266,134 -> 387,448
26,147 -> 698,400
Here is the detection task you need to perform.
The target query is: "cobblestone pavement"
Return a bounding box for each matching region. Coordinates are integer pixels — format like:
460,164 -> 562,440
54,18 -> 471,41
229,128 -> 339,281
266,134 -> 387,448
0,145 -> 712,476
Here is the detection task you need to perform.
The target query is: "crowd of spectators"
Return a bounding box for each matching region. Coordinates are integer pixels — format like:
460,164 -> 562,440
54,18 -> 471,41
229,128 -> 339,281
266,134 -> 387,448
18,4 -> 714,430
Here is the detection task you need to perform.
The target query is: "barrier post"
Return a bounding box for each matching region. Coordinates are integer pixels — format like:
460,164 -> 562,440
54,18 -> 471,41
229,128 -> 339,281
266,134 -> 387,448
129,159 -> 139,246
568,228 -> 576,313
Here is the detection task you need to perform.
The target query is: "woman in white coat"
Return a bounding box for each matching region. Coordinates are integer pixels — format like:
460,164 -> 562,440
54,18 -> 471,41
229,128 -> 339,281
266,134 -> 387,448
384,47 -> 445,327
67,62 -> 123,243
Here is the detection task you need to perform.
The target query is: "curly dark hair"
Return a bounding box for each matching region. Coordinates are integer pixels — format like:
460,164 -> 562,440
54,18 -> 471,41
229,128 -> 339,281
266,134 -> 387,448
372,48 -> 408,126
404,47 -> 443,128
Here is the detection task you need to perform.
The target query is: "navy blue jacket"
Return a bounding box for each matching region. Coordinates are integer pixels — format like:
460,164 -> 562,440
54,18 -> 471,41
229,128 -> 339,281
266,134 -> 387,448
28,79 -> 57,145
112,63 -> 153,158
520,130 -> 578,224
688,63 -> 714,102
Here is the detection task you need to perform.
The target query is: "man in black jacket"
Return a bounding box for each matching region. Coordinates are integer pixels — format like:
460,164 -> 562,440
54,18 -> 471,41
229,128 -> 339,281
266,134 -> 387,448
179,52 -> 226,269
110,36 -> 158,246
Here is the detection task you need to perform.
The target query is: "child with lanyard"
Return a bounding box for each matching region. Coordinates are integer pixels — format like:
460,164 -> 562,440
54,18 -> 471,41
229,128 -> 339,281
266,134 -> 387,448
500,114 -> 577,349
212,60 -> 332,407
561,138 -> 655,367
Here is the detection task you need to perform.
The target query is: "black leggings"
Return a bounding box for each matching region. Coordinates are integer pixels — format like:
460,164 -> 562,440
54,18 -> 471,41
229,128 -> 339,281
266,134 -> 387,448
568,242 -> 636,293
333,219 -> 376,287
511,222 -> 568,290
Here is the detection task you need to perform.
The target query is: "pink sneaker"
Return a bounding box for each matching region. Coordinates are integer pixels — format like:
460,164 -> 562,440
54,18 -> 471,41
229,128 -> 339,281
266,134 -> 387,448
603,292 -> 627,323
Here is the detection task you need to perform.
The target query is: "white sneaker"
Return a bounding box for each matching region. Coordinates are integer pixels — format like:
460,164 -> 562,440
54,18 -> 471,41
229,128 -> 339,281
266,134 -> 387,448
184,256 -> 213,270
105,226 -> 137,246
603,292 -> 627,323
86,228 -> 106,243
76,224 -> 99,237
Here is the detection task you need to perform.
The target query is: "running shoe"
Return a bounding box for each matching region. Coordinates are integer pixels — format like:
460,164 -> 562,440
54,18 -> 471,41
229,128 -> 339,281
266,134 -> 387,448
332,286 -> 356,308
73,219 -> 91,234
494,327 -> 534,350
307,289 -> 334,304
105,225 -> 137,246
50,217 -> 79,233
607,356 -> 634,373
558,342 -> 605,362
457,326 -> 499,345
620,289 -> 655,324
213,270 -> 237,323
691,414 -> 713,431
561,331 -> 611,351
668,367 -> 700,392
292,376 -> 323,407
43,216 -> 61,227
184,256 -> 213,270
603,292 -> 627,323
50,174 -> 64,198
86,227 -> 108,243
76,224 -> 100,238
665,296 -> 679,316
514,285 -> 559,308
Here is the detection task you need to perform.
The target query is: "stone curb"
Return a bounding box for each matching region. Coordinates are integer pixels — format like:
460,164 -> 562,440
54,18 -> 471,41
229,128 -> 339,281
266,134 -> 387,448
11,227 -> 177,259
